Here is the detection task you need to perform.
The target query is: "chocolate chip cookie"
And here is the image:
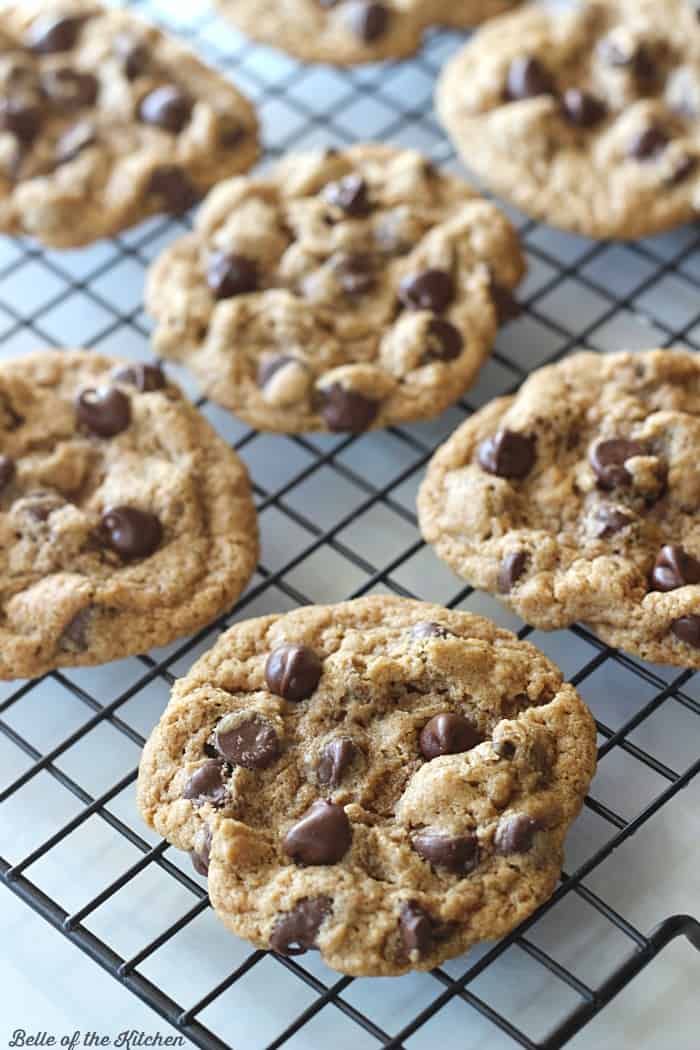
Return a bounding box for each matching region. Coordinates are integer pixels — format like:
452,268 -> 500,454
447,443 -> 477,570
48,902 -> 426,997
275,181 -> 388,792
438,0 -> 700,239
419,349 -> 700,668
0,350 -> 258,679
216,1 -> 521,67
0,2 -> 259,248
145,146 -> 525,434
137,596 -> 596,976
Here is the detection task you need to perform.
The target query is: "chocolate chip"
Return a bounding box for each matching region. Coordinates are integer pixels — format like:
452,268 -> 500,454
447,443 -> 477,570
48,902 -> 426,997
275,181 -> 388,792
42,69 -> 99,108
215,714 -> 280,769
55,121 -> 96,165
332,253 -> 376,296
345,1 -> 389,42
319,384 -> 379,433
323,173 -> 371,217
147,166 -> 198,213
283,800 -> 352,865
190,827 -> 212,876
265,644 -> 322,702
410,621 -> 454,640
114,35 -> 149,80
667,154 -> 697,186
113,363 -> 166,392
424,318 -> 463,362
100,506 -> 163,559
562,89 -> 607,127
207,252 -> 258,299
494,813 -> 540,854
218,116 -> 245,148
671,615 -> 700,650
505,56 -> 555,101
318,739 -> 356,788
75,387 -> 131,437
0,98 -> 41,145
399,269 -> 455,313
183,759 -> 228,807
591,505 -> 633,537
0,455 -> 16,493
27,15 -> 88,53
651,545 -> 700,592
399,901 -> 434,955
58,606 -> 92,653
269,897 -> 332,956
498,551 -> 527,593
139,85 -> 193,133
598,37 -> 656,81
493,738 -> 516,759
629,126 -> 670,160
478,430 -> 536,479
490,281 -> 521,324
419,713 -> 482,761
413,832 -> 479,875
589,437 -> 646,489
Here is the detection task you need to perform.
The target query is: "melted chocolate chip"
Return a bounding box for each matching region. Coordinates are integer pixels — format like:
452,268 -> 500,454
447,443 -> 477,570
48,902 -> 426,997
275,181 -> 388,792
399,901 -> 433,955
494,812 -> 540,854
490,281 -> 521,324
0,98 -> 41,145
183,759 -> 228,807
318,739 -> 356,788
215,715 -> 280,769
190,826 -> 212,876
283,800 -> 352,866
58,606 -> 92,653
332,253 -> 376,296
265,644 -> 322,702
319,384 -> 379,433
562,89 -> 606,127
114,35 -> 150,80
76,387 -> 131,437
27,14 -> 88,54
207,252 -> 258,299
424,318 -> 463,362
100,506 -> 163,559
56,121 -> 96,165
42,68 -> 99,108
667,154 -> 697,186
413,832 -> 479,875
0,455 -> 16,493
269,897 -> 332,956
323,173 -> 371,217
410,621 -> 454,640
591,505 -> 633,537
651,545 -> 700,592
399,269 -> 455,313
113,363 -> 166,392
505,56 -> 555,101
498,550 -> 527,594
419,713 -> 482,761
629,126 -> 670,160
478,430 -> 536,479
345,1 -> 389,43
147,166 -> 198,213
218,116 -> 245,148
139,85 -> 193,133
671,615 -> 700,650
589,437 -> 646,489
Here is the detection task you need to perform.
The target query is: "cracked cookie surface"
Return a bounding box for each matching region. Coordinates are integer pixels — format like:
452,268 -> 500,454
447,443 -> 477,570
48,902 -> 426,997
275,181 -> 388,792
0,1 -> 259,247
438,0 -> 700,239
0,350 -> 258,679
216,0 -> 520,66
137,596 -> 596,976
419,349 -> 700,668
145,145 -> 525,434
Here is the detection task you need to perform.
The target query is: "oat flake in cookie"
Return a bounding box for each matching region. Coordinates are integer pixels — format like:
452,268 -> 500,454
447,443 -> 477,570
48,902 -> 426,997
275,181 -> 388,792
215,0 -> 521,67
438,0 -> 700,239
419,349 -> 700,669
0,1 -> 259,248
137,596 -> 596,977
0,351 -> 258,679
145,146 -> 525,434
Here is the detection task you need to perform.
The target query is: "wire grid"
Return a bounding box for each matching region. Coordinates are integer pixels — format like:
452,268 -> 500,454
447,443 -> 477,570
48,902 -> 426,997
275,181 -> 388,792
1,1 -> 700,1047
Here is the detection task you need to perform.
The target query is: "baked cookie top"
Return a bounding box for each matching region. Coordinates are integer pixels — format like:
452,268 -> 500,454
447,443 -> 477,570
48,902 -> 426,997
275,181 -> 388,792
146,146 -> 525,434
0,1 -> 259,247
216,0 -> 521,67
137,596 -> 596,977
438,0 -> 700,239
0,350 -> 258,680
419,349 -> 700,668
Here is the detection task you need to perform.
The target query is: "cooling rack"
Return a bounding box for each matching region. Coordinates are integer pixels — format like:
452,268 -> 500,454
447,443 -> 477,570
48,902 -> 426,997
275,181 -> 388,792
1,1 -> 700,1047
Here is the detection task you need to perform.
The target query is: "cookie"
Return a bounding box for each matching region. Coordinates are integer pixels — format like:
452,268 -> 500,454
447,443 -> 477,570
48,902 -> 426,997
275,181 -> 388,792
0,1 -> 259,248
419,349 -> 700,668
0,350 -> 258,680
216,0 -> 521,67
145,145 -> 525,434
137,595 -> 596,977
437,0 -> 700,239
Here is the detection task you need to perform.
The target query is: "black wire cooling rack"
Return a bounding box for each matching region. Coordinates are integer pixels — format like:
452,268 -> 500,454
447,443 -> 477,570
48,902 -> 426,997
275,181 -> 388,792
2,2 -> 700,1048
